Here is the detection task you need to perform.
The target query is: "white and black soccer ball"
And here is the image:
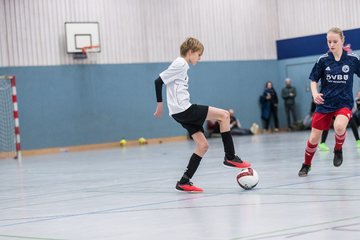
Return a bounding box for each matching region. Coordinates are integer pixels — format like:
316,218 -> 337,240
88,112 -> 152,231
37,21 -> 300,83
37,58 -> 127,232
236,168 -> 259,190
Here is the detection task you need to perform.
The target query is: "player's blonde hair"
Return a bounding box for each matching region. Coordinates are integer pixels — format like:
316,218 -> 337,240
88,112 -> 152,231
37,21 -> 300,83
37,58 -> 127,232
328,27 -> 345,41
180,37 -> 204,57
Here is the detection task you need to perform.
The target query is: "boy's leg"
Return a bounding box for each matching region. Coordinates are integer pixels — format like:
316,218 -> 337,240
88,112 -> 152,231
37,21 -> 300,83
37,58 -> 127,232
192,131 -> 209,157
206,107 -> 232,157
176,131 -> 207,192
179,132 -> 207,184
206,107 -> 230,132
206,107 -> 250,168
333,115 -> 349,167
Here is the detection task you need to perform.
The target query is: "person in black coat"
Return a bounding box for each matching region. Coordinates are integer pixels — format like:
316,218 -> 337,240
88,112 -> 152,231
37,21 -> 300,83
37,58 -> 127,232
260,81 -> 279,132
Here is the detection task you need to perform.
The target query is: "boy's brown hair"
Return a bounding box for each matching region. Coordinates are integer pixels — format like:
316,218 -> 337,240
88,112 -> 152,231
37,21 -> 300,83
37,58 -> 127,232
180,37 -> 204,57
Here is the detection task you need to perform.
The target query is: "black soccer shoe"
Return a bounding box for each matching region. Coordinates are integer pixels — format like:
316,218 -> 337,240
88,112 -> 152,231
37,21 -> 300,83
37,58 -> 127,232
298,163 -> 311,177
333,149 -> 343,167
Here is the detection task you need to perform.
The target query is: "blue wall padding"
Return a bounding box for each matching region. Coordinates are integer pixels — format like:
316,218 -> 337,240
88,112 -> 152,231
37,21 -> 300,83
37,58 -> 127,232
277,28 -> 360,59
0,60 -> 279,149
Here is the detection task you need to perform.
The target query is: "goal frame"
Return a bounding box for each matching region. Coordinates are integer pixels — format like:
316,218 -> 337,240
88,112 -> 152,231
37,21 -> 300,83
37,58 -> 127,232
0,75 -> 21,161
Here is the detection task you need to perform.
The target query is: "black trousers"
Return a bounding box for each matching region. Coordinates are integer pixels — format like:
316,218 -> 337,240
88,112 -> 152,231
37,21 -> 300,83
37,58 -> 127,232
285,104 -> 297,128
264,107 -> 279,130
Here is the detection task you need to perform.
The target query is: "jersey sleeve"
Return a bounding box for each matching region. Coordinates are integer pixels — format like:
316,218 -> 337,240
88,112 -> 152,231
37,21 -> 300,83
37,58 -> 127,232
159,58 -> 187,85
154,77 -> 164,102
309,59 -> 323,82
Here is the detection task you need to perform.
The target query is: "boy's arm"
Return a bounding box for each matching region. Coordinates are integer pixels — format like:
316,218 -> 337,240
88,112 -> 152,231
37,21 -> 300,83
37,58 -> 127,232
154,77 -> 164,118
155,77 -> 164,102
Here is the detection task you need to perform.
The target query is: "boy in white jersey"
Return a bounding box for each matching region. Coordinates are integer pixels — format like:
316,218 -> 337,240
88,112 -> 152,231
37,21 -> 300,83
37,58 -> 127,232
154,37 -> 251,192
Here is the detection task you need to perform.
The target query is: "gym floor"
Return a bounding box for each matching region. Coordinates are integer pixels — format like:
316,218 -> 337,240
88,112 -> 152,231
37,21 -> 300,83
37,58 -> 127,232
1,130 -> 360,240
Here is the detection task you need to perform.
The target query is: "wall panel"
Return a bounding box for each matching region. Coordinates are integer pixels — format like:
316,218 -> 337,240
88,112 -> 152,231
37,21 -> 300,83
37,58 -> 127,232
0,1 -> 7,66
3,0 -> 359,66
0,59 -> 279,149
277,0 -> 360,39
1,0 -> 278,66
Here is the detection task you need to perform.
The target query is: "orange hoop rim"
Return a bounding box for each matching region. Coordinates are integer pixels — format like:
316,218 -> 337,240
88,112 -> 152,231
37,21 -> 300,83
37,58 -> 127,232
81,45 -> 100,54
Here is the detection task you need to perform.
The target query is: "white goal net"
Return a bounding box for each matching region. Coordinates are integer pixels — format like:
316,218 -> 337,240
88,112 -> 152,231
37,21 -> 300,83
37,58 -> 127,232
0,76 -> 21,160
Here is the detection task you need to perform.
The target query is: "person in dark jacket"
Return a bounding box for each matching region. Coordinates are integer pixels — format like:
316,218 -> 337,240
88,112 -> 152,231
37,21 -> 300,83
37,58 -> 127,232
260,81 -> 279,132
281,78 -> 297,130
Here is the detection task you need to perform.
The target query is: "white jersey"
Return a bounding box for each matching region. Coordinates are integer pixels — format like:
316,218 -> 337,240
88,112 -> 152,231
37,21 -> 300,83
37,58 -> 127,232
160,57 -> 191,115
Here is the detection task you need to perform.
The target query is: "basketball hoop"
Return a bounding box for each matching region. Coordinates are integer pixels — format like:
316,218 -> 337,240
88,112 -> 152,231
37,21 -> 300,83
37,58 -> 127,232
73,45 -> 100,59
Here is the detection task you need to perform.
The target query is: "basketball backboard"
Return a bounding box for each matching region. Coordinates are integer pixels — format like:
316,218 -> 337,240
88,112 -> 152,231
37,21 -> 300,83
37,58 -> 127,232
65,22 -> 100,54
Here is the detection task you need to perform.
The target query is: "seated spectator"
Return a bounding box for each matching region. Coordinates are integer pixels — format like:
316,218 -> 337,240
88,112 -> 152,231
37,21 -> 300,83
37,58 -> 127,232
206,109 -> 253,137
206,119 -> 220,137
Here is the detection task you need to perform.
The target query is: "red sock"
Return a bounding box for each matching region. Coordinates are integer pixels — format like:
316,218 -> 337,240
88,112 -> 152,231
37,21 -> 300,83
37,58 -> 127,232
304,140 -> 318,165
335,132 -> 346,150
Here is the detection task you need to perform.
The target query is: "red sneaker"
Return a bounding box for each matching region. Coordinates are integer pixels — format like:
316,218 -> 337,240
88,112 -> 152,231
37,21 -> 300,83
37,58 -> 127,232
224,155 -> 251,168
176,181 -> 203,193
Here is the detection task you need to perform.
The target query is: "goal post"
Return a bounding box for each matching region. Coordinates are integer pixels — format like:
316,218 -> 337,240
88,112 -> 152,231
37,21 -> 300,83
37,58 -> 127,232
0,75 -> 21,161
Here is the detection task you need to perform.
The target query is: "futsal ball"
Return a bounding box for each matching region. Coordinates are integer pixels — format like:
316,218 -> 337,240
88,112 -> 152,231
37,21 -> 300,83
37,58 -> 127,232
119,139 -> 127,146
138,137 -> 147,145
236,168 -> 259,190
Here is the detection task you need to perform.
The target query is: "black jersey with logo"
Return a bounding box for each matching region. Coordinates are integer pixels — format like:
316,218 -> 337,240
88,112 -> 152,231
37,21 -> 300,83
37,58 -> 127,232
309,50 -> 360,113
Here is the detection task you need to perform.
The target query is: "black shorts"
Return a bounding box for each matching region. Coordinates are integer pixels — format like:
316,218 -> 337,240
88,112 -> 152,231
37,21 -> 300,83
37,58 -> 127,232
172,104 -> 209,136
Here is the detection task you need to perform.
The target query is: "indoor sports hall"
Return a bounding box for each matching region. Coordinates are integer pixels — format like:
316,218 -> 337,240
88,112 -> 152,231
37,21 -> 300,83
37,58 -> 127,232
1,1 -> 360,239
